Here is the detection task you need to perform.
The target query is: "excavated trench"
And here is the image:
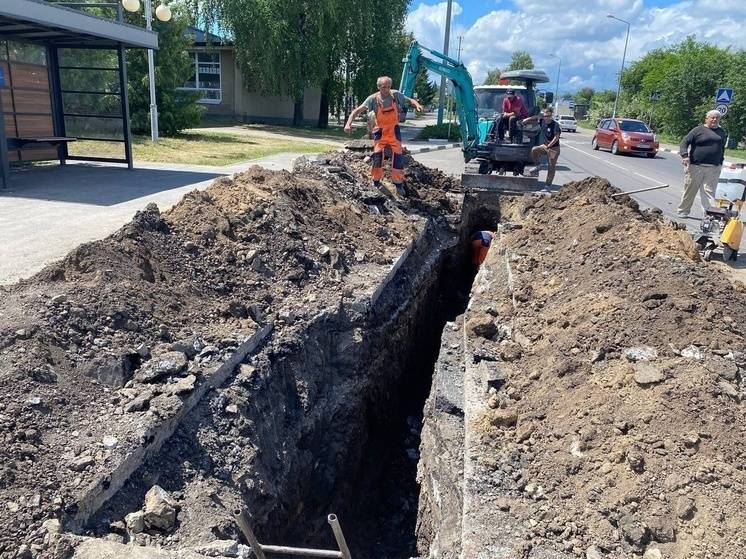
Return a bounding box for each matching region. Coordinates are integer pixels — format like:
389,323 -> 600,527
86,194 -> 503,559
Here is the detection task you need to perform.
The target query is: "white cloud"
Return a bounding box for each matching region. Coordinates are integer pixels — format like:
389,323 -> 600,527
406,0 -> 746,92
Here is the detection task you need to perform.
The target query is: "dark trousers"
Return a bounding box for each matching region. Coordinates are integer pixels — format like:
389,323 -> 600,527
496,115 -> 522,143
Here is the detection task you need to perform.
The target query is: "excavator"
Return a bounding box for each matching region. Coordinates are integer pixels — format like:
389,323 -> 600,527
399,41 -> 552,192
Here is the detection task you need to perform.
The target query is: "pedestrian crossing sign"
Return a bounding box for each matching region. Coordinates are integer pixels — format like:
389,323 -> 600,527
716,88 -> 733,104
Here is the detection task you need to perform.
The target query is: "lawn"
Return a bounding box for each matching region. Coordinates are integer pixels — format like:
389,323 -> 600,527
68,130 -> 335,167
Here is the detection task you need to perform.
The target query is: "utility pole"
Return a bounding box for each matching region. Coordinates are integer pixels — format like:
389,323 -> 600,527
436,0 -> 453,125
607,14 -> 630,119
457,35 -> 463,62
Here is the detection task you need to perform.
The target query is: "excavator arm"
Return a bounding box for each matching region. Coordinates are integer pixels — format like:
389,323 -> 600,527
399,41 -> 479,162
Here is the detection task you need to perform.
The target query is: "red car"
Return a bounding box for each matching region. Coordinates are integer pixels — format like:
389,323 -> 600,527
592,118 -> 659,158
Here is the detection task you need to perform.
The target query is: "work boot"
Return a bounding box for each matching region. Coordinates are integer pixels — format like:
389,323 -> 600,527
394,183 -> 407,197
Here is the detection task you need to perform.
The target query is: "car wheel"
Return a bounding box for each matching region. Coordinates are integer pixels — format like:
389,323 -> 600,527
611,140 -> 619,155
592,137 -> 599,150
646,152 -> 655,158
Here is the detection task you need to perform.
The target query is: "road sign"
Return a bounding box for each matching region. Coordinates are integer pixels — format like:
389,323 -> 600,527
716,104 -> 729,117
716,88 -> 733,104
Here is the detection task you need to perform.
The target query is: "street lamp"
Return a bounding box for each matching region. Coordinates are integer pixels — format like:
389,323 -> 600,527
547,53 -> 561,110
123,0 -> 172,142
607,14 -> 630,119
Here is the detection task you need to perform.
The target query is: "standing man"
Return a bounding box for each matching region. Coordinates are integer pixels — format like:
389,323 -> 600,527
345,76 -> 423,196
527,107 -> 561,188
497,89 -> 528,143
677,109 -> 728,217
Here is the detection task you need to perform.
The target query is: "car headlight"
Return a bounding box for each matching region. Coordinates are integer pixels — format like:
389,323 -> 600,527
622,133 -> 630,141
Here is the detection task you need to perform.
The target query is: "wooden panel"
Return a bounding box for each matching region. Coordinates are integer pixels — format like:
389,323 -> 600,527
0,61 -> 8,80
14,89 -> 51,114
0,88 -> 12,110
16,114 -> 53,137
4,114 -> 17,138
20,147 -> 58,162
11,63 -> 49,90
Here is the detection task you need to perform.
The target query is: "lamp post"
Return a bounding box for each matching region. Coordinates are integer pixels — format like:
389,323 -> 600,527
547,53 -> 561,110
122,0 -> 172,142
607,14 -> 630,119
436,0 -> 453,126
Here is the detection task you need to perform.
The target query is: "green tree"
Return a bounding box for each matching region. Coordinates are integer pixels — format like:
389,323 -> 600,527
574,87 -> 594,104
483,68 -> 502,85
414,67 -> 437,108
126,8 -> 202,135
506,51 -> 534,71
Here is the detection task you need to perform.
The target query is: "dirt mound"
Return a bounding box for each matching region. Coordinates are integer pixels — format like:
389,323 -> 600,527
470,177 -> 746,558
0,155 -> 459,558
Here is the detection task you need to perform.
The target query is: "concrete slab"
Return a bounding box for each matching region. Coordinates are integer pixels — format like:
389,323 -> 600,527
0,154 -> 302,285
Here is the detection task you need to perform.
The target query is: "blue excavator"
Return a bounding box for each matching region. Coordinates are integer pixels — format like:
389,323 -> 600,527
399,41 -> 551,191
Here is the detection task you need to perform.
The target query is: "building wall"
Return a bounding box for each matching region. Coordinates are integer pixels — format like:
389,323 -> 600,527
193,47 -> 321,126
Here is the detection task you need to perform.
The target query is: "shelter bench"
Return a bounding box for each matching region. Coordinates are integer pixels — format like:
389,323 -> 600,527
8,137 -> 77,149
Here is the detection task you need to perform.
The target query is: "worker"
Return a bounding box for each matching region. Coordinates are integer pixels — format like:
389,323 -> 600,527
526,107 -> 561,188
497,89 -> 528,143
345,76 -> 424,196
471,230 -> 495,267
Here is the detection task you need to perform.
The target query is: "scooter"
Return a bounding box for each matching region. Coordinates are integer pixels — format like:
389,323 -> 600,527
695,166 -> 746,262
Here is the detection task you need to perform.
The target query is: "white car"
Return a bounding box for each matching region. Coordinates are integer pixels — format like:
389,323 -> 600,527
557,115 -> 577,132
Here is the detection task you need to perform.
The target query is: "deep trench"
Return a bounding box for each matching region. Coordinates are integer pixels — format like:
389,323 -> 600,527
88,196 -> 502,559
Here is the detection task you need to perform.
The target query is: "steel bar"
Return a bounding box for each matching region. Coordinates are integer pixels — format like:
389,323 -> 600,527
327,514 -> 352,559
610,184 -> 669,197
260,545 -> 342,558
233,510 -> 267,559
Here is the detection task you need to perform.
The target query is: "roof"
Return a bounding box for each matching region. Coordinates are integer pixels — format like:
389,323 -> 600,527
187,26 -> 232,47
499,70 -> 550,84
474,85 -> 528,90
0,0 -> 158,49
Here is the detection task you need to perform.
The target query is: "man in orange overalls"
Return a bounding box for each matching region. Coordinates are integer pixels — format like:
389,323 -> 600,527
471,230 -> 495,268
345,76 -> 423,196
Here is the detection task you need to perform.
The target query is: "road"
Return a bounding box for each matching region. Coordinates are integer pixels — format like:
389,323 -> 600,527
413,127 -> 700,227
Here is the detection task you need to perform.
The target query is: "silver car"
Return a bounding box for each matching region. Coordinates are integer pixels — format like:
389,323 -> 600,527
557,115 -> 577,132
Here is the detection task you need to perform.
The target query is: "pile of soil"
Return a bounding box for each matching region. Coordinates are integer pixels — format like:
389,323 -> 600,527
0,153 -> 458,558
468,177 -> 746,558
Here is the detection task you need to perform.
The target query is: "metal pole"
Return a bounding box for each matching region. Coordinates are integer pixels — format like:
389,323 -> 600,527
610,184 -> 668,197
554,57 -> 561,111
233,510 -> 267,559
145,0 -> 159,142
436,0 -> 452,126
608,15 -> 630,118
328,514 -> 352,559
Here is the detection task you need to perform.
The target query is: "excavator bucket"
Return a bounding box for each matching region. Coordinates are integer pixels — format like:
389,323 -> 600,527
460,172 -> 540,192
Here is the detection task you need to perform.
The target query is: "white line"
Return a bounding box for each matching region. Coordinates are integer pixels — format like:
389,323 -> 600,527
564,143 -> 627,170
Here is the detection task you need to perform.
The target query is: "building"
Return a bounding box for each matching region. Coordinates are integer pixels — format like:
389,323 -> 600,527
184,27 -> 321,126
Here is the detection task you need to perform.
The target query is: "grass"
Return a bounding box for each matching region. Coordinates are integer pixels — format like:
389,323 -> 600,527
69,131 -> 334,167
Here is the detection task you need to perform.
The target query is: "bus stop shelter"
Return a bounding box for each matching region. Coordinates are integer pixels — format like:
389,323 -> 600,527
0,0 -> 158,187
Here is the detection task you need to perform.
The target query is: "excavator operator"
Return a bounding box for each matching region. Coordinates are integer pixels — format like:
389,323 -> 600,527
345,76 -> 424,196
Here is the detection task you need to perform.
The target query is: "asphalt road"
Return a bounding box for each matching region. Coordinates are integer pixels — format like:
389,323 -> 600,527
413,127 -> 701,228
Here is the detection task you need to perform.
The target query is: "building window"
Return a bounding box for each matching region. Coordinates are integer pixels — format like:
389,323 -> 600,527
181,51 -> 221,104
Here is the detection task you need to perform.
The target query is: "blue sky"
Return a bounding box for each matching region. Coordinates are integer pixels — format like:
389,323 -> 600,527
406,0 -> 746,93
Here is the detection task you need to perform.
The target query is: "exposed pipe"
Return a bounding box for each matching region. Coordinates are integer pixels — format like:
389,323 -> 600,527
610,184 -> 669,197
233,509 -> 267,559
328,514 -> 352,559
259,546 -> 342,558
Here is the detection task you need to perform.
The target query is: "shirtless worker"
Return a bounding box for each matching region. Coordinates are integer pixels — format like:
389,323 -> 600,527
344,76 -> 424,196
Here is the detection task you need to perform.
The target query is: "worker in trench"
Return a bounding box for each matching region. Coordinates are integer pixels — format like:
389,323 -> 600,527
471,230 -> 496,268
345,76 -> 424,196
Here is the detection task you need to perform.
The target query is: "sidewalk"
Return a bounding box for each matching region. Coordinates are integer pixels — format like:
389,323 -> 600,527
0,153 -> 304,285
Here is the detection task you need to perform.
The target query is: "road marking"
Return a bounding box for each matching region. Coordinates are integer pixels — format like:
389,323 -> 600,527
564,143 -> 628,171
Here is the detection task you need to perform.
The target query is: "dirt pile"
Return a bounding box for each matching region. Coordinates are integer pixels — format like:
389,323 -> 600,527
468,177 -> 746,558
0,153 -> 458,558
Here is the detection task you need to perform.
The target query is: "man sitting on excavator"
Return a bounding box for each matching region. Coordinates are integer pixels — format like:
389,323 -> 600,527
496,89 -> 528,143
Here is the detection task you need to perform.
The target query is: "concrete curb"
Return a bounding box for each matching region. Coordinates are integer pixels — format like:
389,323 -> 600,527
406,143 -> 461,155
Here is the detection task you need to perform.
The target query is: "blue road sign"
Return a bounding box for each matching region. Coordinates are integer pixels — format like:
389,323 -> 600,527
716,88 -> 733,104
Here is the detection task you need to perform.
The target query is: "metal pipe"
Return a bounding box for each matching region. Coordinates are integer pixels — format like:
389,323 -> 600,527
328,514 -> 352,559
260,545 -> 342,558
233,509 -> 267,559
610,184 -> 668,197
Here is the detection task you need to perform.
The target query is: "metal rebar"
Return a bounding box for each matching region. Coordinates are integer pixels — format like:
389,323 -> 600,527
233,509 -> 267,559
610,184 -> 669,197
260,545 -> 342,558
328,514 -> 352,559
